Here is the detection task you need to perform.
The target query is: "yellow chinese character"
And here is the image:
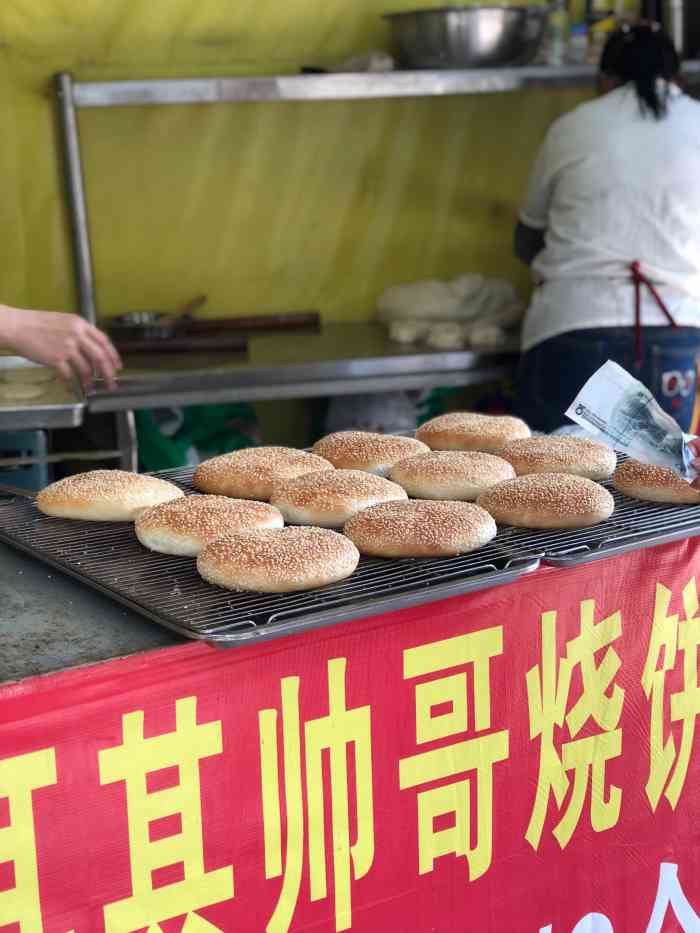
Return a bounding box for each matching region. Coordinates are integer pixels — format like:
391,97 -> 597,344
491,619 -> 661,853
259,657 -> 373,933
0,747 -> 57,929
642,580 -> 700,812
398,628 -> 509,882
527,600 -> 624,851
99,696 -> 233,932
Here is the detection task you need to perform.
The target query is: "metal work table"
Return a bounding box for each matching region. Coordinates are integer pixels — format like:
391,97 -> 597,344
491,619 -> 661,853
88,323 -> 518,413
0,541 -> 179,684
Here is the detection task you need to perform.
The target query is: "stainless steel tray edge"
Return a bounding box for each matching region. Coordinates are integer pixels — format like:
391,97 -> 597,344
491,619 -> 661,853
196,558 -> 541,646
543,524 -> 700,568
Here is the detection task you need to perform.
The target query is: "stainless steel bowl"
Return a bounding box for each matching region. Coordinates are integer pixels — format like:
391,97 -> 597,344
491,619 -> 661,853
384,5 -> 549,69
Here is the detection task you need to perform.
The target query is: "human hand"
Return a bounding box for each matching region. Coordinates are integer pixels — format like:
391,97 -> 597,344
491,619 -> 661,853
0,306 -> 122,390
687,438 -> 700,489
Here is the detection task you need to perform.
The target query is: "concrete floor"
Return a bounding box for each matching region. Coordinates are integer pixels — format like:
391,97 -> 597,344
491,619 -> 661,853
0,542 -> 180,683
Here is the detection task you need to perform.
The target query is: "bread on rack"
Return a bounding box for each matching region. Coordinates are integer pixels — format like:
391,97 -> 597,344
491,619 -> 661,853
477,473 -> 614,529
135,495 -> 284,556
197,526 -> 360,593
36,470 -> 184,522
311,430 -> 429,476
390,450 -> 515,501
193,446 -> 333,501
270,469 -> 407,528
498,436 -> 616,481
343,499 -> 497,557
416,412 -> 530,453
613,459 -> 700,505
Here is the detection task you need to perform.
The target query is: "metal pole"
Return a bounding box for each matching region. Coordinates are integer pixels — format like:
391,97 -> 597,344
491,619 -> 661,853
55,73 -> 97,325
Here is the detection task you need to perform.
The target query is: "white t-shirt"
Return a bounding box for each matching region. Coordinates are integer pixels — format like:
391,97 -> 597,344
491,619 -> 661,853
519,84 -> 700,352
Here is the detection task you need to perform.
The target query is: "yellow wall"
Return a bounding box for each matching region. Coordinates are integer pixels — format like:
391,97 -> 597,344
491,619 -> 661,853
0,1 -> 599,322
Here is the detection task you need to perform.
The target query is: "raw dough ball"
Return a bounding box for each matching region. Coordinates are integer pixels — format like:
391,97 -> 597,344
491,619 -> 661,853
3,367 -> 54,384
0,382 -> 44,401
426,323 -> 465,350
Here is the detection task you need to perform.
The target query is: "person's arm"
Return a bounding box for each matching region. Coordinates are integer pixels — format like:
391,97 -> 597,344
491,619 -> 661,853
515,126 -> 558,268
0,304 -> 122,390
514,221 -> 546,267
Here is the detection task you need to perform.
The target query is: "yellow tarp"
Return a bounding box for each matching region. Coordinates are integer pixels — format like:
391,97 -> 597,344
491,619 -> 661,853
0,0 -> 612,322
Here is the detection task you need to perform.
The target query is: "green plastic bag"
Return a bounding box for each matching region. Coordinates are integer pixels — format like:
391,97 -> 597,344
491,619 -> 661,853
136,403 -> 260,473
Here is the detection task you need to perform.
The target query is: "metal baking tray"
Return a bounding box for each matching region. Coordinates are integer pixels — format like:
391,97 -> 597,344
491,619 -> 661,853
3,463 -> 700,645
0,467 -> 538,645
0,357 -> 84,430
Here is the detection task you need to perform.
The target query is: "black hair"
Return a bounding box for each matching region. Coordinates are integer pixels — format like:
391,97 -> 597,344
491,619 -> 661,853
600,23 -> 680,120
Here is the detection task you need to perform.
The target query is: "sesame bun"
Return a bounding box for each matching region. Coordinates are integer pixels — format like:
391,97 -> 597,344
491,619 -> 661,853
311,431 -> 429,476
135,495 -> 284,557
197,526 -> 360,593
613,459 -> 700,505
416,412 -> 531,453
270,469 -> 408,528
477,473 -> 614,529
36,470 -> 184,522
390,451 -> 515,501
343,500 -> 497,558
193,447 -> 333,501
498,436 -> 616,481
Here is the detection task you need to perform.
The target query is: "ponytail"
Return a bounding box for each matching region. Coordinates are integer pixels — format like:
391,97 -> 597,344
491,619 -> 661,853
600,23 -> 680,120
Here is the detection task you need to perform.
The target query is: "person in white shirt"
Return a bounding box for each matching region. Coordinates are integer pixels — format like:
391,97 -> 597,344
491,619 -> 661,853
0,304 -> 121,390
515,23 -> 700,432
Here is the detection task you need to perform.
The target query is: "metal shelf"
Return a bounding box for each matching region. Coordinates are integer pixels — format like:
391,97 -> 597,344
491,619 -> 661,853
57,58 -> 700,326
68,62 -> 700,108
72,65 -> 596,108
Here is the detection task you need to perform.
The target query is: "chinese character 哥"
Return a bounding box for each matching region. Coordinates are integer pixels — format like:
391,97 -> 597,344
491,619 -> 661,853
399,627 -> 509,882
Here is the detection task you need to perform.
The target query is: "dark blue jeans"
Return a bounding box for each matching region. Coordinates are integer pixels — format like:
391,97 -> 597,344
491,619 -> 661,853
516,326 -> 700,434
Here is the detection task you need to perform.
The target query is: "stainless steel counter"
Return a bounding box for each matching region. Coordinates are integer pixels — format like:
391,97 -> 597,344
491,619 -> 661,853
0,541 -> 179,683
0,357 -> 84,430
88,323 -> 518,412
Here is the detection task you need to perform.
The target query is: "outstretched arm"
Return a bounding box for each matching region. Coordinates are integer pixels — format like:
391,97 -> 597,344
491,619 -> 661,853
0,305 -> 122,390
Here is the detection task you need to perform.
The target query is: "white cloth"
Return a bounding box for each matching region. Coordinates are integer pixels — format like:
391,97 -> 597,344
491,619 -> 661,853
520,84 -> 700,352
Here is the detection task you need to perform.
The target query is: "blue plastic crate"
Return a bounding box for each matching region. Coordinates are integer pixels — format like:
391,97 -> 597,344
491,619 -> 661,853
0,430 -> 48,492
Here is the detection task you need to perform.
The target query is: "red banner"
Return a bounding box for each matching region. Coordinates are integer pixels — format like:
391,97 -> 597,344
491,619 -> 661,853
2,539 -> 700,931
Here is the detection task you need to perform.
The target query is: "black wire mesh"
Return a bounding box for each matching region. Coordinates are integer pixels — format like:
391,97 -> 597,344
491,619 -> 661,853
1,464 -> 699,645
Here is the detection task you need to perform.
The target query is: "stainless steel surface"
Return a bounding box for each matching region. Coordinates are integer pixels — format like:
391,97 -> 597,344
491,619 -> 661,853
70,66 -> 599,109
56,73 -> 97,326
0,541 -> 178,684
0,357 -> 85,430
69,63 -> 700,110
663,0 -> 685,55
385,6 -> 547,70
0,467 -> 539,646
115,410 -> 138,471
0,450 -> 125,468
0,402 -> 84,431
87,324 -> 518,413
